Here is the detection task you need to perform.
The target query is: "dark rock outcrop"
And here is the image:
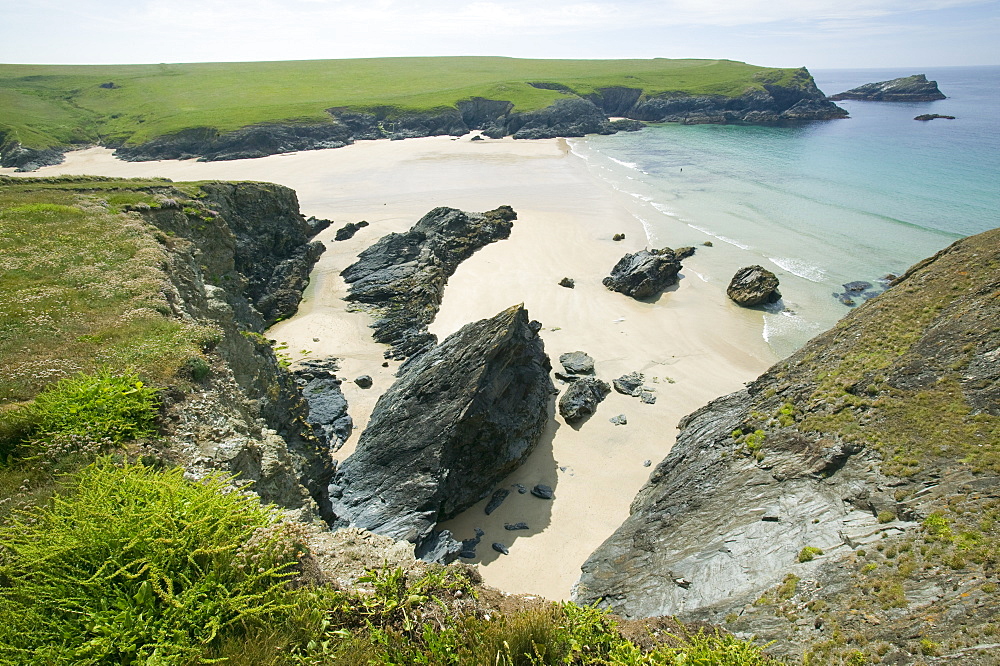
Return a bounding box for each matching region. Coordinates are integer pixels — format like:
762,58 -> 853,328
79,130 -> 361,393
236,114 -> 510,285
613,372 -> 644,397
603,248 -> 684,299
559,351 -> 595,375
341,205 -> 517,362
334,220 -> 369,240
914,114 -> 955,121
293,358 -> 353,451
0,140 -> 68,171
559,377 -> 611,424
328,304 -> 553,551
576,228 -> 1000,662
830,74 -> 946,102
726,265 -> 780,306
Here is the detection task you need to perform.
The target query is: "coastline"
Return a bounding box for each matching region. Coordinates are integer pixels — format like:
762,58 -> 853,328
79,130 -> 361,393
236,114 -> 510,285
3,136 -> 777,599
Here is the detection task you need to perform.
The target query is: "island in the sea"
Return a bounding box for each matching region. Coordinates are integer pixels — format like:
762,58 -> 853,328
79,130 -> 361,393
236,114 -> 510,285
829,73 -> 946,102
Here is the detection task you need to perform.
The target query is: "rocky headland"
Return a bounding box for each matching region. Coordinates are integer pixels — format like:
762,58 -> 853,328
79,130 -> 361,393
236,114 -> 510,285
830,74 -> 946,102
340,205 -> 517,362
575,227 -> 1000,663
80,69 -> 846,166
327,304 -> 553,558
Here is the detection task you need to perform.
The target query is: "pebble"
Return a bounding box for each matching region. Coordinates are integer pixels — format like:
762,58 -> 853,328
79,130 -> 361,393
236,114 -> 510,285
492,542 -> 510,555
531,484 -> 554,500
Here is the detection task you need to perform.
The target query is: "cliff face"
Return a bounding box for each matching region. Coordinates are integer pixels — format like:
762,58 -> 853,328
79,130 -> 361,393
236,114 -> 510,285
132,182 -> 333,515
111,69 -> 845,164
575,228 -> 1000,663
830,74 -> 946,102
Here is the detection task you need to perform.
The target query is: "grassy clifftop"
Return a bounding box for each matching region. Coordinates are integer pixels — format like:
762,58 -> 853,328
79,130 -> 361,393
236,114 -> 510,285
0,57 -> 806,150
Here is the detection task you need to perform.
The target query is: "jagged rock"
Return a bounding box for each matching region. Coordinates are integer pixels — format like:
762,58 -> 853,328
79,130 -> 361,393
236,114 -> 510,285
293,358 -> 353,451
531,484 -> 555,500
354,375 -> 373,389
485,488 -> 510,515
334,220 -> 369,240
576,228 -> 1000,660
559,277 -> 575,288
603,248 -> 683,299
639,391 -> 656,404
342,205 -> 517,362
915,114 -> 955,121
613,372 -> 644,397
610,414 -> 628,426
555,372 -> 583,383
492,542 -> 510,555
726,265 -> 781,307
459,528 -> 486,559
505,522 -> 530,531
559,351 -> 595,375
675,246 -> 696,260
558,377 -> 611,424
328,304 -> 553,550
829,74 -> 946,102
414,529 -> 465,563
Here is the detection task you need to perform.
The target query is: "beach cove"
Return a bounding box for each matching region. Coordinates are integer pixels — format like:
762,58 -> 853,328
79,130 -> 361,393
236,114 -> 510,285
4,136 -> 777,599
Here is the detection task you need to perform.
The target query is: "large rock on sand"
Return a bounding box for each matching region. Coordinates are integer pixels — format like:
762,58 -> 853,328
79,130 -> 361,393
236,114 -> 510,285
559,377 -> 611,424
603,248 -> 683,299
328,304 -> 553,550
726,265 -> 781,307
342,205 -> 517,362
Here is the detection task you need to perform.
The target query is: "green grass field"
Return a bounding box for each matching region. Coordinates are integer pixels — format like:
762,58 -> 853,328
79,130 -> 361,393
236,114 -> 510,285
0,56 -> 804,150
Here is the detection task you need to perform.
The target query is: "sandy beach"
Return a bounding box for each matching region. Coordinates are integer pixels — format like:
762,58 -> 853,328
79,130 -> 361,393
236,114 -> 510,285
4,135 -> 777,600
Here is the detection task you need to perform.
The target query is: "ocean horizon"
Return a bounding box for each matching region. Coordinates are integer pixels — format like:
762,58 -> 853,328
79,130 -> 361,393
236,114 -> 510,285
571,64 -> 1000,358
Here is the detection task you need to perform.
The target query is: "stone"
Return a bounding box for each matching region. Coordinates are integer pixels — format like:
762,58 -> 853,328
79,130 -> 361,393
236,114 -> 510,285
293,357 -> 353,451
334,220 -> 369,241
492,542 -> 510,555
613,233 -> 625,241
505,522 -> 530,531
554,372 -> 583,383
354,375 -> 373,389
674,246 -> 696,260
640,391 -> 657,404
643,460 -> 652,467
558,377 -> 611,424
327,304 -> 553,554
610,414 -> 628,426
559,351 -> 595,375
531,484 -> 555,500
613,372 -> 644,397
829,74 -> 946,102
703,241 -> 713,247
726,265 -> 781,307
914,114 -> 955,121
603,248 -> 683,300
485,488 -> 510,515
459,527 -> 486,559
342,205 -> 517,362
559,277 -> 575,288
513,483 -> 528,494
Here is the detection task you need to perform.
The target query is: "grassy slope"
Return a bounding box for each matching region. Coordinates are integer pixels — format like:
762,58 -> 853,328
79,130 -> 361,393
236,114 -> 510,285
0,56 -> 801,148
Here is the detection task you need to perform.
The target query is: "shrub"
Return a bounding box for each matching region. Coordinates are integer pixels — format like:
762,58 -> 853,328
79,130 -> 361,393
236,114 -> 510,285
799,546 -> 824,563
0,460 -> 308,664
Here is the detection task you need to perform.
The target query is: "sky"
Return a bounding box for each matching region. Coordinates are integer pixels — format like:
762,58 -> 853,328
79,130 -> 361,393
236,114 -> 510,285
0,0 -> 997,69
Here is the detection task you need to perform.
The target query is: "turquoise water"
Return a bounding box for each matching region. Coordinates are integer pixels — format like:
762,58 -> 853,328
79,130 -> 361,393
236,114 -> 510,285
572,66 -> 1000,357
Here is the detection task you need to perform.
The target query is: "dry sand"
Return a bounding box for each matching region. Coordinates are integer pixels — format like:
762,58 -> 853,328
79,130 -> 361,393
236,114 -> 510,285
5,135 -> 777,600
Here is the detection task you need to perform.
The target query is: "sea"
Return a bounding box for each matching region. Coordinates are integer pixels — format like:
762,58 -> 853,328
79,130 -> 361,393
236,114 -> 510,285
569,65 -> 1000,359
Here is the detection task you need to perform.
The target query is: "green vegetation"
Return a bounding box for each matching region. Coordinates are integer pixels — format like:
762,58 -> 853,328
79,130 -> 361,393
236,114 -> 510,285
0,57 -> 810,150
0,369 -> 158,463
0,176 -> 219,403
798,546 -> 824,563
0,460 -> 775,665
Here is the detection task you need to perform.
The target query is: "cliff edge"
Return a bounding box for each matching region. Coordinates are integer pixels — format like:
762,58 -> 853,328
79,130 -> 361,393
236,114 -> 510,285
576,228 -> 1000,664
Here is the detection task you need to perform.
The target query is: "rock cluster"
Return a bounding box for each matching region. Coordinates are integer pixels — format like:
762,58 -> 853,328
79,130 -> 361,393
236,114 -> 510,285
334,220 -> 369,240
327,304 -> 553,555
341,205 -> 517,362
726,265 -> 781,307
603,248 -> 684,300
829,74 -> 946,102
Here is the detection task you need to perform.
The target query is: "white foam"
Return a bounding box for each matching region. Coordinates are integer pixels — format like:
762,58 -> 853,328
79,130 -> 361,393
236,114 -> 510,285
608,156 -> 646,174
768,257 -> 827,283
762,310 -> 823,344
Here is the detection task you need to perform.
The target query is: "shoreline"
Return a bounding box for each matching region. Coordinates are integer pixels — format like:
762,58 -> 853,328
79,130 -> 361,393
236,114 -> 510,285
3,136 -> 777,599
